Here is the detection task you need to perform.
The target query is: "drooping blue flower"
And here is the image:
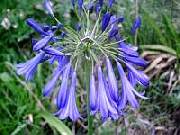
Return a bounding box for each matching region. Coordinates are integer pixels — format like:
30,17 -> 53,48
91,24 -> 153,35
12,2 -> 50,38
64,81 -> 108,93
106,57 -> 118,102
43,56 -> 69,97
118,41 -> 139,57
126,63 -> 149,87
26,18 -> 48,36
90,71 -> 97,115
117,62 -> 139,109
55,71 -> 81,121
102,12 -> 111,32
124,55 -> 148,67
56,63 -> 71,109
117,62 -> 148,110
97,66 -> 118,121
108,0 -> 115,8
16,52 -> 45,81
131,16 -> 141,35
43,0 -> 54,17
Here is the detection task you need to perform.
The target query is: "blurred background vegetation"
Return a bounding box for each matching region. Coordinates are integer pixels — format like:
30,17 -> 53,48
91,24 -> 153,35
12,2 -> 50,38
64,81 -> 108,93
0,0 -> 179,134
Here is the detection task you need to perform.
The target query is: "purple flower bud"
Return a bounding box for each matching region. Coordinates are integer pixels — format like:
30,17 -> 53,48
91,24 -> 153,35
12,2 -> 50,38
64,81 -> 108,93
33,36 -> 52,51
16,52 -> 45,81
43,0 -> 54,17
131,16 -> 141,35
26,18 -> 47,36
102,12 -> 111,32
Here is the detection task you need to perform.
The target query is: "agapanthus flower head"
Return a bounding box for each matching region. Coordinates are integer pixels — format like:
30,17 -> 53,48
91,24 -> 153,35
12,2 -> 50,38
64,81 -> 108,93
16,0 -> 149,122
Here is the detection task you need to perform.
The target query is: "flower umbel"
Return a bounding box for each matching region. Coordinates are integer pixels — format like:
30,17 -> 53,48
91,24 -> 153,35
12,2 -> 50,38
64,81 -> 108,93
16,0 -> 149,122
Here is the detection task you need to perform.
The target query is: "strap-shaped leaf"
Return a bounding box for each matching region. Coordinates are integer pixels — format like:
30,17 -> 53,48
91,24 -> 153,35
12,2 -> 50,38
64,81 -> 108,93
39,111 -> 72,135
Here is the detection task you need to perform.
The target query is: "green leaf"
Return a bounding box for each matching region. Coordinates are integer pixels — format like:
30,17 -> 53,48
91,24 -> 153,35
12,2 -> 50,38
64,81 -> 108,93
0,72 -> 13,82
140,45 -> 177,56
10,124 -> 27,135
39,111 -> 72,135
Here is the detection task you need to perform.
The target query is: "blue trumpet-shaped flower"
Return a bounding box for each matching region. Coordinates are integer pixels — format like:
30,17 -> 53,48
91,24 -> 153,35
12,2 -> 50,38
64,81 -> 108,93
117,62 -> 148,110
106,57 -> 118,102
97,66 -> 118,121
56,63 -> 71,109
126,63 -> 149,87
55,71 -> 81,121
16,52 -> 45,81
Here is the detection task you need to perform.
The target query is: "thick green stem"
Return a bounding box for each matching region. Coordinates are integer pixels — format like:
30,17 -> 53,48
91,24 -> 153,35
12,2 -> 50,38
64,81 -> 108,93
85,61 -> 93,135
